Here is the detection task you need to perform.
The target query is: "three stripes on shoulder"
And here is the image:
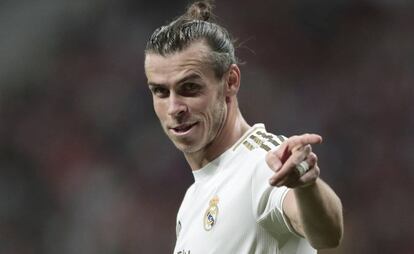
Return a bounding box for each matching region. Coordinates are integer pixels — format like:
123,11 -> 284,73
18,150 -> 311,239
242,130 -> 286,152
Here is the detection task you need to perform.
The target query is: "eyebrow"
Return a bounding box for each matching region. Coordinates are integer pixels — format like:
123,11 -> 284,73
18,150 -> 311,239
148,73 -> 202,87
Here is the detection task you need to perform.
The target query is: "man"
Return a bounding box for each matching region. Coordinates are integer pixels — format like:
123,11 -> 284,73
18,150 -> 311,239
144,1 -> 343,253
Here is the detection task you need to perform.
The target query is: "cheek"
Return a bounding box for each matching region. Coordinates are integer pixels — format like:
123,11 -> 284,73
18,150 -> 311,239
153,100 -> 167,121
205,99 -> 226,126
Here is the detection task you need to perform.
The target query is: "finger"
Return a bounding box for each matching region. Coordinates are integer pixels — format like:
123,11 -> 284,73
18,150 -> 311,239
270,145 -> 311,184
274,134 -> 322,164
265,150 -> 282,172
306,152 -> 318,169
266,137 -> 303,171
271,170 -> 301,187
271,156 -> 319,188
273,140 -> 292,164
291,164 -> 320,188
289,153 -> 319,187
285,134 -> 322,152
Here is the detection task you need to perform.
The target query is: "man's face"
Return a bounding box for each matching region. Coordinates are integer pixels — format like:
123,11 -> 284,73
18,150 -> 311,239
144,41 -> 227,154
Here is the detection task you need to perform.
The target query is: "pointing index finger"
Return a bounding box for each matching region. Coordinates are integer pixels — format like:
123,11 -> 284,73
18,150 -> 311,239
287,134 -> 322,151
274,134 -> 322,163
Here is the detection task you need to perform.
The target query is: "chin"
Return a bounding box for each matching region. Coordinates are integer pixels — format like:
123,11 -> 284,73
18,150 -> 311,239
176,145 -> 198,154
174,141 -> 202,154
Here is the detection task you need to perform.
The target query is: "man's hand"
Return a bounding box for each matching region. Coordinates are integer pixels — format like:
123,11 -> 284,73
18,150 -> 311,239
265,134 -> 322,188
266,134 -> 343,249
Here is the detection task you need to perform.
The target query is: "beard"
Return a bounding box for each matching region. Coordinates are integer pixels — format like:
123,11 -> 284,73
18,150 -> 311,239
165,96 -> 227,155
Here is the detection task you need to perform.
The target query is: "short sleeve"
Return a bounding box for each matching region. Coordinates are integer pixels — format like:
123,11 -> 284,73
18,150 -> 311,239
251,154 -> 297,237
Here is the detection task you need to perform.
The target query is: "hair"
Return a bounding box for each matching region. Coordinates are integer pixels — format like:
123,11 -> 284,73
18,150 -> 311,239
145,1 -> 237,78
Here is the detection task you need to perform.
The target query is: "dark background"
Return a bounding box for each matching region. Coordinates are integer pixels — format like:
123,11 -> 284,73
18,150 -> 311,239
1,1 -> 413,253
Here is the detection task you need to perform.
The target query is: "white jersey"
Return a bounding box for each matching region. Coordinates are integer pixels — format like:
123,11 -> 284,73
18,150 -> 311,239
173,124 -> 316,254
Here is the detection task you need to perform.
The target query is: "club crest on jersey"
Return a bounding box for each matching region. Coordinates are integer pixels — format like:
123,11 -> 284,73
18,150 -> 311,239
204,195 -> 219,231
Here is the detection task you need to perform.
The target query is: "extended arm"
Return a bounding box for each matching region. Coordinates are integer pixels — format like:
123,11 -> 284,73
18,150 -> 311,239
284,179 -> 343,249
265,134 -> 343,249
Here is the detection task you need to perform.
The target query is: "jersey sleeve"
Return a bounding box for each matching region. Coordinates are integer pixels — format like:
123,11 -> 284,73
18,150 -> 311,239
251,154 -> 298,238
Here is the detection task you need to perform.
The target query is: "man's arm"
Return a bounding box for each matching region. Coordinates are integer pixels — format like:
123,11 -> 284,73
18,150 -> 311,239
283,179 -> 343,249
265,134 -> 344,249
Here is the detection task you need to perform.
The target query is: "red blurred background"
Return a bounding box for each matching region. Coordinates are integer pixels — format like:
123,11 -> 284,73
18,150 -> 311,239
0,1 -> 413,253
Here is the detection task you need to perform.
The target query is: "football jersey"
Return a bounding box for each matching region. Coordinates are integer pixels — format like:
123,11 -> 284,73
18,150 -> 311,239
173,124 -> 316,254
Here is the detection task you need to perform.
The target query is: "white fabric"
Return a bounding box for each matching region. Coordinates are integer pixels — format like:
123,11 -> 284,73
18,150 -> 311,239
173,124 -> 316,254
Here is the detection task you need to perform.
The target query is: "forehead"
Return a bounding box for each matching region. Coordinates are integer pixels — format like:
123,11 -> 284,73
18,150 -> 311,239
144,41 -> 215,85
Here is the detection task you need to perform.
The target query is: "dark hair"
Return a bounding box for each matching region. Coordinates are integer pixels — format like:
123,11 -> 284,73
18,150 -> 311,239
145,1 -> 237,78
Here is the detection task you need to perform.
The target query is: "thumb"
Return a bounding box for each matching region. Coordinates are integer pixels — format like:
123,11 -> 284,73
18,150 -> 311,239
265,150 -> 283,172
275,141 -> 292,164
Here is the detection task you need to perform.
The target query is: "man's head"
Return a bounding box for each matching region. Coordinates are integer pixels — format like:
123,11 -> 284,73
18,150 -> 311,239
144,1 -> 241,154
145,1 -> 237,79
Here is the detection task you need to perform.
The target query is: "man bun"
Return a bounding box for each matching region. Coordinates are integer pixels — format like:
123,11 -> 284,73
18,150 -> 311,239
185,1 -> 214,21
146,0 -> 236,78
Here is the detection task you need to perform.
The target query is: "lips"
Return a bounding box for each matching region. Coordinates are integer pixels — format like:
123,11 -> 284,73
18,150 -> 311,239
170,122 -> 198,134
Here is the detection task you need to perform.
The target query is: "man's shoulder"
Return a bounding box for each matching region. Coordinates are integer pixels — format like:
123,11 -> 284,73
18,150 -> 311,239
233,124 -> 286,155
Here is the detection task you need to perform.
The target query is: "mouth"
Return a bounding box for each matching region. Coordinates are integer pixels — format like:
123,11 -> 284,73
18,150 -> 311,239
169,122 -> 198,135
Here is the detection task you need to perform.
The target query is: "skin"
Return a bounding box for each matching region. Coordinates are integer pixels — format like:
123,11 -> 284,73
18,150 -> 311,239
145,40 -> 343,249
266,135 -> 344,248
145,40 -> 249,170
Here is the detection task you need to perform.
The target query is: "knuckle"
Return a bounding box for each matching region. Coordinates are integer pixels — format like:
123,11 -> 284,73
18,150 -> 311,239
288,135 -> 299,143
308,153 -> 317,163
307,166 -> 320,179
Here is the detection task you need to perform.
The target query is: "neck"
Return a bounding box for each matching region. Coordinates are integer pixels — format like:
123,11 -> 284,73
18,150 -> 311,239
184,100 -> 250,171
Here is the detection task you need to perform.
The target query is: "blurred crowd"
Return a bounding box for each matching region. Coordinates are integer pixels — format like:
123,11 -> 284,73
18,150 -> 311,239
0,1 -> 413,253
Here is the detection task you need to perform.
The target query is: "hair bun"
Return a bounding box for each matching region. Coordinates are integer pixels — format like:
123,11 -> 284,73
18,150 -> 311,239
186,1 -> 213,21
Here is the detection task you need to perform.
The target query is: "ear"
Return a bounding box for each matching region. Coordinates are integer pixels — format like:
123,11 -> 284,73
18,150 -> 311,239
224,64 -> 241,97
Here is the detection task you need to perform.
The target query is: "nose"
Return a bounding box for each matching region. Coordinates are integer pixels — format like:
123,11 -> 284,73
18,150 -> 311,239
167,93 -> 187,117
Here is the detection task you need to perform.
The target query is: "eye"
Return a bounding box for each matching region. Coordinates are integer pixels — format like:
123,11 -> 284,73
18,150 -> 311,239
179,82 -> 202,96
150,86 -> 169,98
